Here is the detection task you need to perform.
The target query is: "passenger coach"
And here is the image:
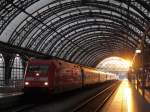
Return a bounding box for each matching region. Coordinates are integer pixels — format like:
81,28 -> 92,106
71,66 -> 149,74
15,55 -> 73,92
24,59 -> 116,94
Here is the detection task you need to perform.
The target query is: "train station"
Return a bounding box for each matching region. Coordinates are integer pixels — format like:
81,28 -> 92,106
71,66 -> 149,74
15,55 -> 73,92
0,0 -> 150,112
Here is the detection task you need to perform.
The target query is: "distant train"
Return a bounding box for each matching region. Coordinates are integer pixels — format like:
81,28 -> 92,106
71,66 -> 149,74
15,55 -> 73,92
24,59 -> 117,94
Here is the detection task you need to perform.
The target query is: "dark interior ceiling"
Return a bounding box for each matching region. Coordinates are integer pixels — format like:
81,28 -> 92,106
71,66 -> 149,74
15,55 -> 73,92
0,0 -> 150,67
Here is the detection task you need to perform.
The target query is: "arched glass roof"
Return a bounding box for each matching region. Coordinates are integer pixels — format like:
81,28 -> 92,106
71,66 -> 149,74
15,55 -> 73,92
97,56 -> 131,72
0,0 -> 150,67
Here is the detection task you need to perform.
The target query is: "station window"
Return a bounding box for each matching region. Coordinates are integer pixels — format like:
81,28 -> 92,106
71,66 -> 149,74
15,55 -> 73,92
0,54 -> 5,86
11,54 -> 24,87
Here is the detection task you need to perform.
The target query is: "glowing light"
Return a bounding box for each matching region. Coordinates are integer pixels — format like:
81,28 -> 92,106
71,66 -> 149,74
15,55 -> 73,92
25,82 -> 29,85
135,49 -> 141,54
36,73 -> 40,76
103,79 -> 134,112
124,87 -> 131,112
124,60 -> 132,68
44,82 -> 48,86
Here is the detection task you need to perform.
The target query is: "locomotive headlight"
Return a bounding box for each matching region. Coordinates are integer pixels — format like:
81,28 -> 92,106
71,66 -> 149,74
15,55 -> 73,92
25,82 -> 29,85
44,82 -> 48,86
36,73 -> 39,76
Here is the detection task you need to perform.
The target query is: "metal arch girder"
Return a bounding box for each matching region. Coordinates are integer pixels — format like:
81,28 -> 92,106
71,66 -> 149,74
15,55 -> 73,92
75,33 -> 136,45
93,48 -> 135,67
51,34 -> 136,63
115,0 -> 150,17
55,18 -> 140,44
119,0 -> 150,21
30,10 -> 143,51
84,52 -> 113,67
89,49 -> 135,67
48,2 -> 146,31
57,42 -> 79,60
93,50 -> 135,67
0,0 -> 38,35
2,0 -> 150,66
59,33 -> 136,62
71,41 -> 134,65
7,0 -> 145,48
76,50 -> 109,66
2,0 -> 81,39
65,44 -> 103,62
6,2 -> 102,60
43,19 -> 140,56
8,1 -> 72,45
91,54 -> 113,67
28,5 -> 145,49
81,0 -> 148,24
6,1 -> 92,58
47,32 -> 133,58
8,1 -> 82,44
73,37 -> 135,50
2,0 -> 149,42
2,0 -> 150,46
78,49 -> 113,66
0,0 -> 10,10
75,44 -> 132,65
54,26 -> 136,51
77,45 -> 132,67
68,28 -> 137,47
82,0 -> 150,22
12,8 -> 143,51
7,20 -> 137,64
0,0 -> 149,68
55,27 -> 137,60
75,32 -> 137,46
135,0 -> 150,12
6,13 -> 142,61
71,43 -> 125,65
37,19 -> 138,56
37,10 -> 143,52
81,49 -> 112,63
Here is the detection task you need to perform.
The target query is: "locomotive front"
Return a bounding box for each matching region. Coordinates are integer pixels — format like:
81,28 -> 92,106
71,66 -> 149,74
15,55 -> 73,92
24,60 -> 52,93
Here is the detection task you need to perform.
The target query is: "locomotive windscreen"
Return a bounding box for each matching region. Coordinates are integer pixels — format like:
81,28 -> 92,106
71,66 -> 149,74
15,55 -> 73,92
27,65 -> 49,73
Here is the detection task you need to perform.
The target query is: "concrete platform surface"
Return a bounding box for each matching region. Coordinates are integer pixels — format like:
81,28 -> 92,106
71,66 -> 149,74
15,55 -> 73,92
0,92 -> 23,98
100,79 -> 150,112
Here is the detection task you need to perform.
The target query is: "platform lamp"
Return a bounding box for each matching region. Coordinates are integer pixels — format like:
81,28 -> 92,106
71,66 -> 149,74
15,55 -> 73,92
135,49 -> 141,54
135,46 -> 146,91
134,48 -> 142,89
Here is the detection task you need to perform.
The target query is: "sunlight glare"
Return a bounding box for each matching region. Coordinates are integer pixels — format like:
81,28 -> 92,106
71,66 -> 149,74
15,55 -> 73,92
124,60 -> 132,68
123,80 -> 133,112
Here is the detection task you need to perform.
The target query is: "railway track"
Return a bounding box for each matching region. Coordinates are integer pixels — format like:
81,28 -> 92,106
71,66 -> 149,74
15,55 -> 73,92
72,82 -> 120,112
1,81 -> 119,112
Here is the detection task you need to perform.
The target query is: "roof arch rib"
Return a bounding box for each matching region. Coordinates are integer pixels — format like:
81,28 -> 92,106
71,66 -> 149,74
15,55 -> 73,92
1,0 -> 150,67
8,1 -> 145,46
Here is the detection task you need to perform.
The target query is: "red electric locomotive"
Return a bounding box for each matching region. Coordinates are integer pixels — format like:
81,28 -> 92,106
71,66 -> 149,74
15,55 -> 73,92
24,59 -> 116,94
24,59 -> 82,93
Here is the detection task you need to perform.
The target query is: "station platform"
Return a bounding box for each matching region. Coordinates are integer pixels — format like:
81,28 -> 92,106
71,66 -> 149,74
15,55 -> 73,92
101,79 -> 150,112
0,92 -> 22,98
0,87 -> 23,98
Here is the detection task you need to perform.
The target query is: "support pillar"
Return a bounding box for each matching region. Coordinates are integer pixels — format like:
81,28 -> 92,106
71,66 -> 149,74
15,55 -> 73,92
3,54 -> 12,85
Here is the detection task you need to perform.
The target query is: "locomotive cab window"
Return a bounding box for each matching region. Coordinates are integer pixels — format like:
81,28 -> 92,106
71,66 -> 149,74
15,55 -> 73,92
27,65 -> 49,73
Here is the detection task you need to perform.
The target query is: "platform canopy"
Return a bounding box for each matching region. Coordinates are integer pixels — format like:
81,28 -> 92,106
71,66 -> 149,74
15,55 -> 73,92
0,0 -> 150,67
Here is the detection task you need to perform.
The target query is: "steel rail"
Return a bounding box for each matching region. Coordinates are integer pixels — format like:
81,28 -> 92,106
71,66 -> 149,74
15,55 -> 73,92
72,82 -> 120,112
